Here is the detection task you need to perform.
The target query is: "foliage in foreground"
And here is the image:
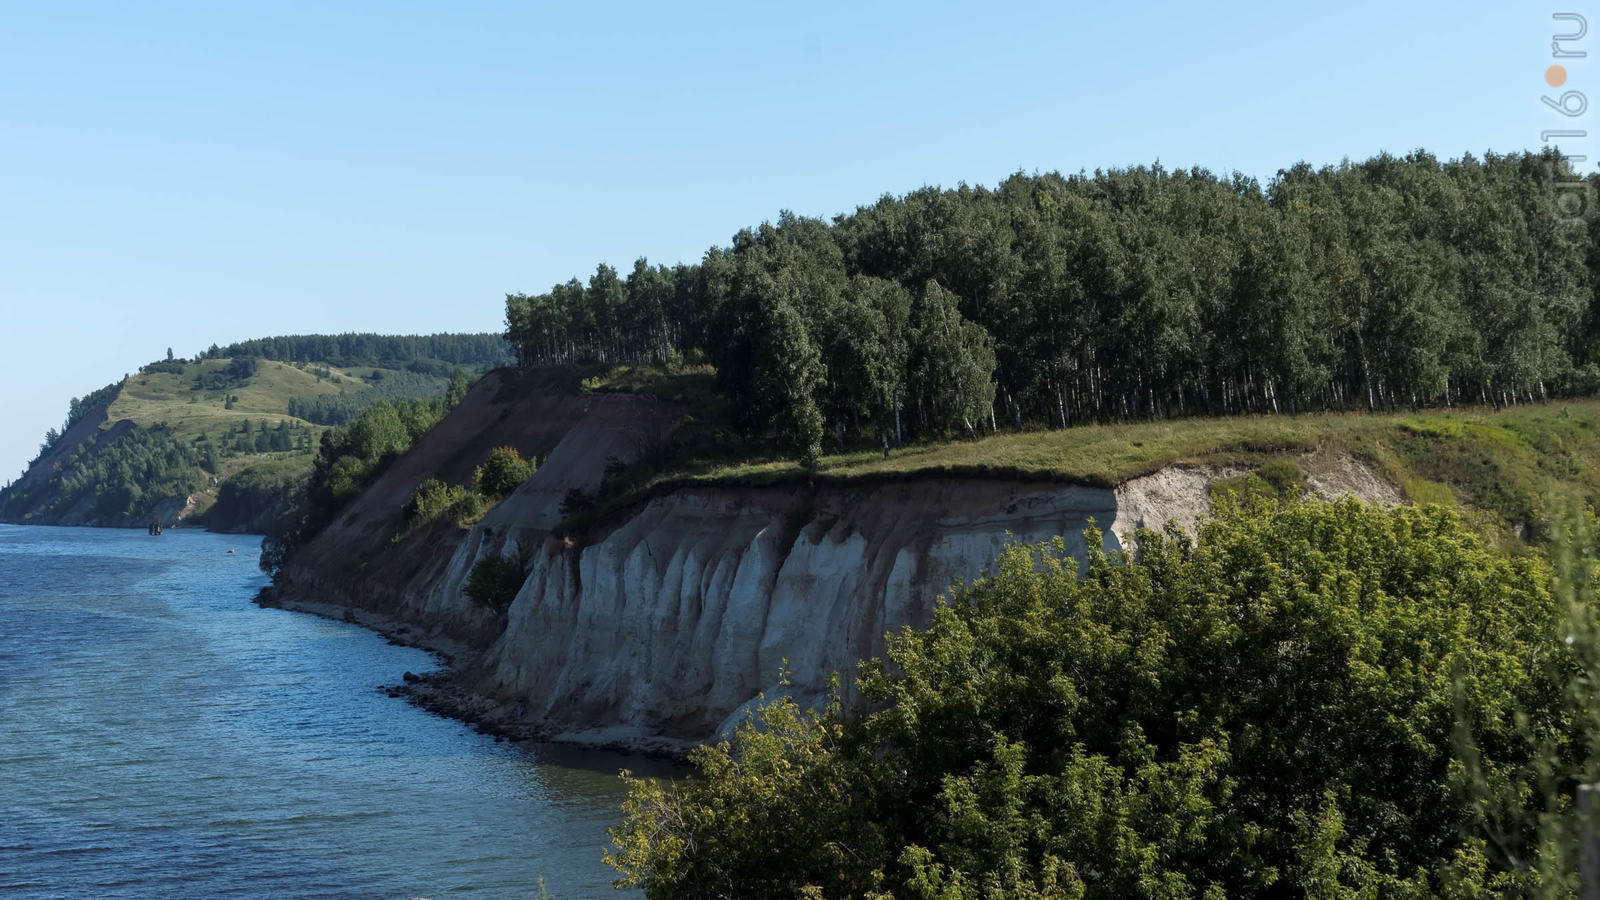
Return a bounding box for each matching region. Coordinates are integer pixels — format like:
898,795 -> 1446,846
1453,502 -> 1600,897
608,500 -> 1583,898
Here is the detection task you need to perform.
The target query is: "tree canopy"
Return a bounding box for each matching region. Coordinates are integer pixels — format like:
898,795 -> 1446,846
507,151 -> 1600,460
201,332 -> 511,370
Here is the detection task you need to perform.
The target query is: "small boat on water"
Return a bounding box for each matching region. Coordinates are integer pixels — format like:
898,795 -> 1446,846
148,517 -> 163,536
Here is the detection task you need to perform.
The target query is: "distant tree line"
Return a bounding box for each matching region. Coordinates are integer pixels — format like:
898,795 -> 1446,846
224,418 -> 314,454
200,333 -> 512,369
506,150 -> 1595,461
287,368 -> 463,426
195,357 -> 261,393
138,359 -> 188,375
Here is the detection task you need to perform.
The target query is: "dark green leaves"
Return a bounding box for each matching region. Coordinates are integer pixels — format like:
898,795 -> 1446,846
610,501 -> 1572,897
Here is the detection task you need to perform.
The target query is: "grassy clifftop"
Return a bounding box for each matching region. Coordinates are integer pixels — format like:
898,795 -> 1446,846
111,357 -> 369,438
568,365 -> 1600,546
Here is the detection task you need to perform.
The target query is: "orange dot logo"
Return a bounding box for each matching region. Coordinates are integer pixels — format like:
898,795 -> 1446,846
1548,65 -> 1569,87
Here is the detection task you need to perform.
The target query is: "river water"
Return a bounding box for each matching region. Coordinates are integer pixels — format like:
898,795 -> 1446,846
0,525 -> 643,898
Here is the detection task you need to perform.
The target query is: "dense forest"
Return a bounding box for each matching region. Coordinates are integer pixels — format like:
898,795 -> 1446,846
506,150 -> 1593,462
200,333 -> 511,370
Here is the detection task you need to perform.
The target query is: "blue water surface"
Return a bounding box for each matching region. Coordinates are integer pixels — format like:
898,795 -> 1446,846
0,525 -> 637,898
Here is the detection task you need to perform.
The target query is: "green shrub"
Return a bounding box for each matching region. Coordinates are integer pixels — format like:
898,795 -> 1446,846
1211,457 -> 1307,507
464,552 -> 527,612
1255,457 -> 1306,496
449,488 -> 483,525
405,478 -> 484,529
474,445 -> 533,499
608,500 -> 1573,897
405,478 -> 453,521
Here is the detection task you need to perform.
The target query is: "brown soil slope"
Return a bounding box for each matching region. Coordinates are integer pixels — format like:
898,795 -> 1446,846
270,369 -> 682,642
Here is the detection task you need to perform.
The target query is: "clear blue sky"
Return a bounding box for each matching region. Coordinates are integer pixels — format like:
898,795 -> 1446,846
0,1 -> 1568,479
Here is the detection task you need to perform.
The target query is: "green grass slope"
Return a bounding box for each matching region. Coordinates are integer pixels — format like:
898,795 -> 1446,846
112,359 -> 393,440
565,365 -> 1600,549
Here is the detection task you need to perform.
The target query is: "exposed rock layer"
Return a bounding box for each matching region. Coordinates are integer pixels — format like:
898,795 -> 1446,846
267,376 -> 1397,752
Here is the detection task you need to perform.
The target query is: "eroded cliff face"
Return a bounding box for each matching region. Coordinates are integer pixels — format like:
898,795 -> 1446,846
267,370 -> 681,645
269,375 -> 1397,753
473,480 -> 1129,748
418,462 -> 1400,752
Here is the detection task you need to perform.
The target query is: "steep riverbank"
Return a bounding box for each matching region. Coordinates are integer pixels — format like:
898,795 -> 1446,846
261,373 -> 1401,755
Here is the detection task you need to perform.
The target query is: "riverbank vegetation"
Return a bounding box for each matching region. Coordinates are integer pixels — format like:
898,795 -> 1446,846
608,499 -> 1596,897
258,392 -> 464,574
205,457 -> 316,534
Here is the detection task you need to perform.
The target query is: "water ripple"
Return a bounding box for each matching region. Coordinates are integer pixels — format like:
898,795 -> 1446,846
0,526 -> 644,898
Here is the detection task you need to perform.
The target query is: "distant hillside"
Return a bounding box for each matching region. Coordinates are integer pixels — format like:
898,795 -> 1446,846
0,333 -> 505,530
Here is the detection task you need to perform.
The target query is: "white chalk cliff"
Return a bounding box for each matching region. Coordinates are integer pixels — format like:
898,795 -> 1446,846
272,375 -> 1397,751
402,428 -> 1391,751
